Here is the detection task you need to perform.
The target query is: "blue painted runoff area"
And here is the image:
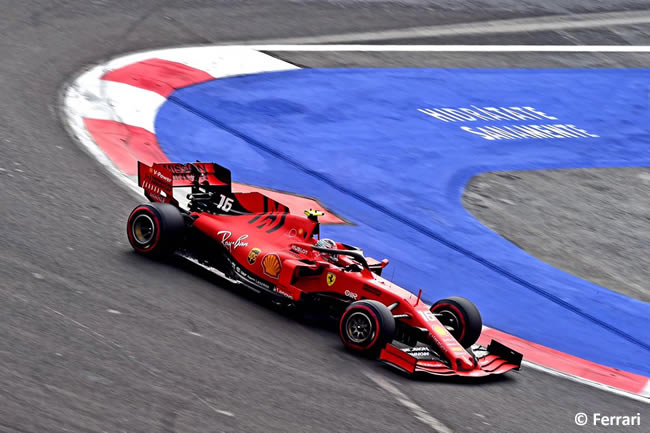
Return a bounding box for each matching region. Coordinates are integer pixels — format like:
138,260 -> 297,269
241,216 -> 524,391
156,68 -> 650,376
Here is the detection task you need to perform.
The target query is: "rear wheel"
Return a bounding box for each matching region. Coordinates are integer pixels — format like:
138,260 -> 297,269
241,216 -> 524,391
339,300 -> 395,356
127,203 -> 184,255
430,296 -> 482,348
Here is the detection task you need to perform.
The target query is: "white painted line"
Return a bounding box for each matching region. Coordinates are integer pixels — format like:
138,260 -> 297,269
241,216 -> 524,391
230,10 -> 650,45
239,44 -> 650,52
523,361 -> 650,404
364,370 -> 453,433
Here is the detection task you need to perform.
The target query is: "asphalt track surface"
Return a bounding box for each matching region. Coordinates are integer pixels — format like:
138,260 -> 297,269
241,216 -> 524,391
1,1 -> 648,432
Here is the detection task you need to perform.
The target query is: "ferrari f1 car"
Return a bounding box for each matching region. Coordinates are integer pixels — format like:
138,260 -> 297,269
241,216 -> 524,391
127,161 -> 522,377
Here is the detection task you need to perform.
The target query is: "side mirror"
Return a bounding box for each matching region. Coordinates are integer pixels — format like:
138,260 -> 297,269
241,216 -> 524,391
381,258 -> 389,268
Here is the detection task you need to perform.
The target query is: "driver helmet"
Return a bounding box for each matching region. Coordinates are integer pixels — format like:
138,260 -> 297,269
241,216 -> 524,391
314,238 -> 337,263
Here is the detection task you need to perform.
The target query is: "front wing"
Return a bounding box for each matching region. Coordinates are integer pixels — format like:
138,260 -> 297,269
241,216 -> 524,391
379,340 -> 523,377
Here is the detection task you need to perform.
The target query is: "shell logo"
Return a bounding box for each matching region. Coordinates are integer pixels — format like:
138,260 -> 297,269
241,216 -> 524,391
262,253 -> 281,279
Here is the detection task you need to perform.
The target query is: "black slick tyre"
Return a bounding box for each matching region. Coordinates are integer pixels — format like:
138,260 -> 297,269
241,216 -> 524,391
430,296 -> 482,348
339,300 -> 395,356
127,203 -> 184,256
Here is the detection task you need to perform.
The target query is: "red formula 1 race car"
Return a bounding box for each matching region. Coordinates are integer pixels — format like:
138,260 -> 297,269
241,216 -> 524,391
127,161 -> 522,377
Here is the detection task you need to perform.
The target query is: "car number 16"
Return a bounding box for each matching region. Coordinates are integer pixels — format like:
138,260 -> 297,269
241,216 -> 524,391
216,194 -> 234,212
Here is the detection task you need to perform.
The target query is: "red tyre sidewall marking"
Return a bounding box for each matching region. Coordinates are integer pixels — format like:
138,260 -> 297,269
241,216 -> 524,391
127,206 -> 161,253
339,304 -> 382,351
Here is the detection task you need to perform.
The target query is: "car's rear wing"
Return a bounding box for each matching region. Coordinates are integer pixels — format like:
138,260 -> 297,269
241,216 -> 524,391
138,161 -> 231,198
137,161 -> 178,205
137,161 -> 290,216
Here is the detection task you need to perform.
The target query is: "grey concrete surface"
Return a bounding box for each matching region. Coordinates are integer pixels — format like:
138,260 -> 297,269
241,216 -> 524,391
0,1 -> 648,432
463,168 -> 650,303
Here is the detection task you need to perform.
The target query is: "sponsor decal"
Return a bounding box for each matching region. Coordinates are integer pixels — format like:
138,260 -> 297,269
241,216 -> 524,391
153,169 -> 172,183
262,253 -> 282,279
161,162 -> 222,184
430,334 -> 450,356
433,324 -> 449,336
247,248 -> 261,265
291,244 -> 309,255
344,289 -> 358,300
405,347 -> 435,359
326,272 -> 336,286
217,231 -> 249,251
147,191 -> 166,203
408,347 -> 430,352
226,256 -> 274,291
144,166 -> 173,197
451,346 -> 465,353
274,287 -> 293,299
418,360 -> 445,367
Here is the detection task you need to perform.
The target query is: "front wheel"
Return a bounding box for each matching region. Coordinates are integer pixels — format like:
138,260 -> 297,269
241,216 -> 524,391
430,296 -> 482,348
127,203 -> 184,255
339,300 -> 395,356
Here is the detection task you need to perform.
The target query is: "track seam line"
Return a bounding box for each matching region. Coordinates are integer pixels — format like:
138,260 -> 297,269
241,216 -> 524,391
246,44 -> 650,52
167,94 -> 650,353
225,9 -> 650,45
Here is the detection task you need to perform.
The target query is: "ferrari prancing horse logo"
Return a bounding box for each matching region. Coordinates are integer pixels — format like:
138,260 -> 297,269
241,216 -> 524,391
326,272 -> 336,286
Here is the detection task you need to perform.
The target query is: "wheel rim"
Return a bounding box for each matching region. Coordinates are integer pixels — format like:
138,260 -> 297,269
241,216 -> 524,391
345,312 -> 373,344
131,214 -> 155,245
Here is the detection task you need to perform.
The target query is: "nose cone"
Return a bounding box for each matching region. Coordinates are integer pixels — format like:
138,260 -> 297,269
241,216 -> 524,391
456,354 -> 477,371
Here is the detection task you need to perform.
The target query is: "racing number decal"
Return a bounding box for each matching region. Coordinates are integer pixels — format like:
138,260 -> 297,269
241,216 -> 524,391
419,311 -> 437,322
216,194 -> 234,212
